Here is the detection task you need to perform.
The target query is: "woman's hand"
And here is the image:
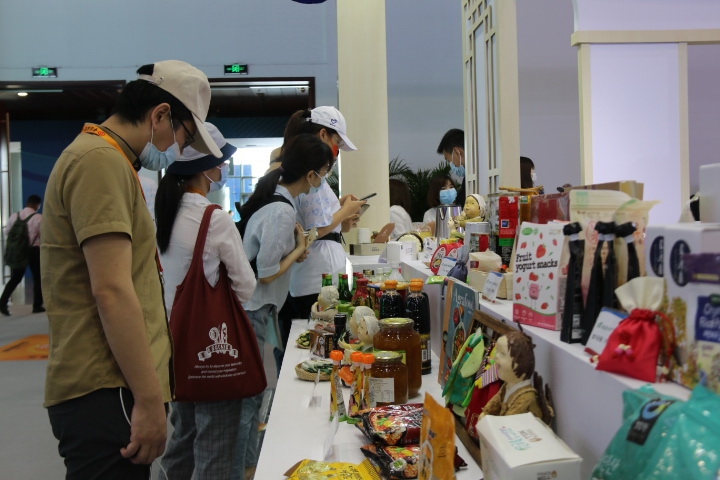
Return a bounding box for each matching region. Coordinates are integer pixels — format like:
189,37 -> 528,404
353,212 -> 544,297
341,214 -> 360,232
294,223 -> 307,250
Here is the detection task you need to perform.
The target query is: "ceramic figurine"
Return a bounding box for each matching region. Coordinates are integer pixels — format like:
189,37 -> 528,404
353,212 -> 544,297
310,285 -> 340,324
475,331 -> 543,427
454,194 -> 487,229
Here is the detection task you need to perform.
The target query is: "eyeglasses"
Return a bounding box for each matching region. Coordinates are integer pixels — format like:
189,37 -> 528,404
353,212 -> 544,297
314,170 -> 329,179
176,120 -> 196,149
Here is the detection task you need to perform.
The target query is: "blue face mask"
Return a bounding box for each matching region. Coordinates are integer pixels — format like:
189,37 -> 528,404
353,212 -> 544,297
205,164 -> 228,193
308,171 -> 324,195
439,188 -> 458,205
138,118 -> 181,171
450,163 -> 465,178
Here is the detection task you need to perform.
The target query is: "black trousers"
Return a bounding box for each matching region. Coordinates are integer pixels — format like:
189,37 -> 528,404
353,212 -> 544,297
0,246 -> 42,309
274,293 -> 317,374
48,388 -> 151,480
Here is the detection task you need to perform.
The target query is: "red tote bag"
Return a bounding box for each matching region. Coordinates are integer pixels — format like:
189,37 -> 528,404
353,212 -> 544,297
170,204 -> 267,402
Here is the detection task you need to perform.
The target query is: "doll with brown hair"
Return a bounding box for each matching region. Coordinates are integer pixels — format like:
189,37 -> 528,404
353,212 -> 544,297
476,330 -> 543,423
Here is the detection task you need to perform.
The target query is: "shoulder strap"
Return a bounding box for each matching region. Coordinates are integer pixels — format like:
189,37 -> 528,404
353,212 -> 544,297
190,204 -> 221,270
237,194 -> 293,237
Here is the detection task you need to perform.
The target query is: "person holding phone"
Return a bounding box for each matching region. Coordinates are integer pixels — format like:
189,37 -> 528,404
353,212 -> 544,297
274,106 -> 365,374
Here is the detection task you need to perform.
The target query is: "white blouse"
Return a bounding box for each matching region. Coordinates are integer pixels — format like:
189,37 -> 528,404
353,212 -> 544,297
160,193 -> 256,316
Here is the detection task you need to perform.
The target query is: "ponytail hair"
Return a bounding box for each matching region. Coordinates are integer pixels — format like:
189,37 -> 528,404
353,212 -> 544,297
155,172 -> 194,253
240,134 -> 333,220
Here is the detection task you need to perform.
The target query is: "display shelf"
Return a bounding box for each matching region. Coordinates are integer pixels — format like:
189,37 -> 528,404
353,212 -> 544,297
254,320 -> 484,479
398,260 -> 691,478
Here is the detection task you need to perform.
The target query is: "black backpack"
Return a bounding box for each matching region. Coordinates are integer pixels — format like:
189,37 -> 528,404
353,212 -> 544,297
4,211 -> 37,269
236,195 -> 293,276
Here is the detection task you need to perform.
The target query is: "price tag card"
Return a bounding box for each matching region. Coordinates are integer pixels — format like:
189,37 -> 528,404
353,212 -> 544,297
584,308 -> 627,357
481,271 -> 504,302
437,256 -> 458,276
323,413 -> 340,460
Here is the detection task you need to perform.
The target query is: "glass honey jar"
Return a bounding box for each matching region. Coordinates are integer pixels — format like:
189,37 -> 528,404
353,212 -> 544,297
373,318 -> 422,399
369,351 -> 408,406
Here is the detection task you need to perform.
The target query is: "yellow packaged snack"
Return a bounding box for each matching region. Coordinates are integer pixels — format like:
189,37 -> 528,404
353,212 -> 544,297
419,393 -> 457,480
286,459 -> 382,480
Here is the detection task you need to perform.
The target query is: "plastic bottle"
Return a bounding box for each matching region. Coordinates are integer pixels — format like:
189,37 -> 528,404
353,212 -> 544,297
329,350 -> 347,421
405,280 -> 432,375
338,273 -> 353,303
379,279 -> 405,319
348,351 -> 364,417
361,353 -> 375,409
388,263 -> 404,282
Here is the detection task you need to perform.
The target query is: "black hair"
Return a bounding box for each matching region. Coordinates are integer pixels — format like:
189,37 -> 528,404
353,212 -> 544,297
26,194 -> 42,207
520,156 -> 535,189
240,134 -> 333,220
389,178 -> 412,213
436,128 -> 464,155
426,174 -> 455,208
111,64 -> 193,128
283,109 -> 339,148
155,172 -> 195,253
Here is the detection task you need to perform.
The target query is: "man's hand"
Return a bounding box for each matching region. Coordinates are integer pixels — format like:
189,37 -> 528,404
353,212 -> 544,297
120,398 -> 167,464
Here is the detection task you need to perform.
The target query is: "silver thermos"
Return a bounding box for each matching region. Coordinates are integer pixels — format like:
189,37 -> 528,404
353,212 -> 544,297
434,204 -> 463,240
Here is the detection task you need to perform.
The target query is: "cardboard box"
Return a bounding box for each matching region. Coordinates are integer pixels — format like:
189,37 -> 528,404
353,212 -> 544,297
467,270 -> 513,299
699,163 -> 720,223
349,243 -> 385,256
662,223 -> 720,300
478,413 -> 582,480
565,180 -> 644,200
309,330 -> 335,358
644,224 -> 666,277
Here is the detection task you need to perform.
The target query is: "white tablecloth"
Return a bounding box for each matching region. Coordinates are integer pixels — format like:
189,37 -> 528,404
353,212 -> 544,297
254,319 -> 484,479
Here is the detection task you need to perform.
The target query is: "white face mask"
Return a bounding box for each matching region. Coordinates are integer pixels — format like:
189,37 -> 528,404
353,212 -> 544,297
308,171 -> 325,195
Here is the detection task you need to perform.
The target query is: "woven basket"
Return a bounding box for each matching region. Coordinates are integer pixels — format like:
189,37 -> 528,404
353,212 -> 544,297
295,363 -> 331,382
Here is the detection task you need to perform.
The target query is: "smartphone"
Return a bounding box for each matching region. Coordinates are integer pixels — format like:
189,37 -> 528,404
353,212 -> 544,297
359,193 -> 377,201
358,204 -> 371,216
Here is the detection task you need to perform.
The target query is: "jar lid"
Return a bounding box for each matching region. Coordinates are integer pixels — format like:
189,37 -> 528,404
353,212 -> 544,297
373,351 -> 403,363
379,318 -> 414,328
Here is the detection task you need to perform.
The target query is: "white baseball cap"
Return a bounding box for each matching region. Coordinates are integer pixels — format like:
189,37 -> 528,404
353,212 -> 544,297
137,60 -> 222,158
309,106 -> 357,151
167,123 -> 236,175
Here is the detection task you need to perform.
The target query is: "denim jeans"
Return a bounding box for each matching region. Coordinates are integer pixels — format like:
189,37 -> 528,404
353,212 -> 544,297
231,303 -> 273,480
159,399 -> 243,480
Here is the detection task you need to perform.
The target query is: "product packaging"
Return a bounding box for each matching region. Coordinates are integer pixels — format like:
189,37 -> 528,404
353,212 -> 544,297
418,393 -> 457,480
438,278 -> 481,388
477,412 -> 581,480
512,222 -> 566,330
486,193 -> 520,266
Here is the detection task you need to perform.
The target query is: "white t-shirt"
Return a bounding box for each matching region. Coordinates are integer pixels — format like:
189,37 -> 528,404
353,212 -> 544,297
160,193 -> 256,316
289,180 -> 346,297
423,207 -> 437,225
242,185 -> 298,311
389,205 -> 413,240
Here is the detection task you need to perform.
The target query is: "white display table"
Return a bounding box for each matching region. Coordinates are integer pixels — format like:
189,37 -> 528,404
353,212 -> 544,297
254,320 -> 484,479
399,260 -> 691,478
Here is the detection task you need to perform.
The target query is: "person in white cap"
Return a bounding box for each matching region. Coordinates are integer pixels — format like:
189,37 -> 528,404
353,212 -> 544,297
154,123 -> 256,479
273,107 -> 366,376
41,60 -> 218,479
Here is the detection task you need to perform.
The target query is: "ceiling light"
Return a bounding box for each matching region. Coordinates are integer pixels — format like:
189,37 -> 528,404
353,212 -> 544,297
17,92 -> 28,97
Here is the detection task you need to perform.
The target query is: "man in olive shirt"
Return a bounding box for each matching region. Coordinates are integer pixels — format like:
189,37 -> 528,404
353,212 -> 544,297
41,60 -> 221,479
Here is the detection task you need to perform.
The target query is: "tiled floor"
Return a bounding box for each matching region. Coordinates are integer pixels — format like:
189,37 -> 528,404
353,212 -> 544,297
0,283 -> 279,479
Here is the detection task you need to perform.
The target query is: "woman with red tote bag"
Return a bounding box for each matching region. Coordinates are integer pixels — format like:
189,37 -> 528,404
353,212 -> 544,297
155,123 -> 257,480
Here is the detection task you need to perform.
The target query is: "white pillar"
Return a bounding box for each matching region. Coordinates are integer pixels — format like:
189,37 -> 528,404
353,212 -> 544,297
337,0 -> 391,243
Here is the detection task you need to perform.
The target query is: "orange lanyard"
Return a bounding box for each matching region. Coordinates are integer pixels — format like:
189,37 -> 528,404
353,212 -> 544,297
82,124 -> 164,277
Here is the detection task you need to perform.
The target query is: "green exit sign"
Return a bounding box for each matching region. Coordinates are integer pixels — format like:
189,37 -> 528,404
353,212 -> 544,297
224,64 -> 248,75
32,66 -> 58,78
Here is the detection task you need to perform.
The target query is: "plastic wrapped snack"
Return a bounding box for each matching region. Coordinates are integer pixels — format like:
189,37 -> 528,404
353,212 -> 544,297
286,459 -> 381,480
355,403 -> 424,446
361,444 -> 468,480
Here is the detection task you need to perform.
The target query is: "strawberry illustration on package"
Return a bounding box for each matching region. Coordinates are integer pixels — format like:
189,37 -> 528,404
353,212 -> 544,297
512,222 -> 567,330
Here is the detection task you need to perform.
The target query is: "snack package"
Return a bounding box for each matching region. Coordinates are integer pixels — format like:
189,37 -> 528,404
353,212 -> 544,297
285,459 -> 381,480
360,444 -> 468,480
355,403 -> 424,446
418,393 -> 457,480
641,385 -> 720,479
590,385 -> 684,480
